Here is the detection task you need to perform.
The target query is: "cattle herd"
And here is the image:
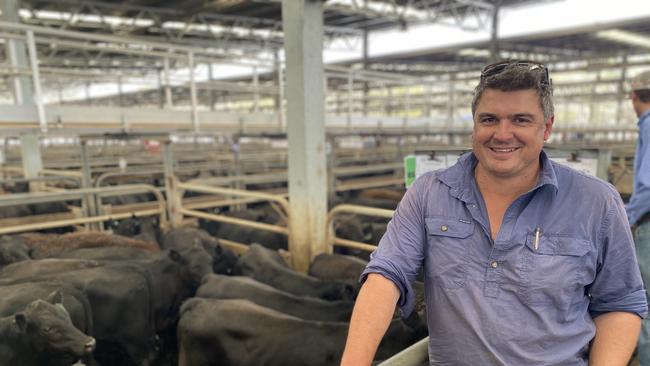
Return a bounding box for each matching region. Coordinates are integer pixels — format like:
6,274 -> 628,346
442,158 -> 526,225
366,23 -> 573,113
0,195 -> 428,366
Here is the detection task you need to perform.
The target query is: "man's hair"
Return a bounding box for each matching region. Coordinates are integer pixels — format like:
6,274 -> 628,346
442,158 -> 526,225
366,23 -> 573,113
471,62 -> 554,121
635,90 -> 650,103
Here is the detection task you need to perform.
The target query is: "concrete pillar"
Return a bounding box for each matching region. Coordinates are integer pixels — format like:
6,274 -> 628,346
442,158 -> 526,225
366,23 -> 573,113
362,28 -> 369,116
615,55 -> 629,124
80,141 -> 101,230
19,134 -> 42,180
163,57 -> 173,109
282,0 -> 328,272
208,64 -> 216,111
162,140 -> 182,227
4,0 -> 44,184
2,0 -> 32,105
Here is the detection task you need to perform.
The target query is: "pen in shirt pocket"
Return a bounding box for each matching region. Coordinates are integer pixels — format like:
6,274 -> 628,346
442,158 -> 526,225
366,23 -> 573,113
534,227 -> 541,251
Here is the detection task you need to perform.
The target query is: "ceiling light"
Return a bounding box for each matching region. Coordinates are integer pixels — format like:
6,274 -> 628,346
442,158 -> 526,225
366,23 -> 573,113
596,29 -> 650,49
458,48 -> 490,57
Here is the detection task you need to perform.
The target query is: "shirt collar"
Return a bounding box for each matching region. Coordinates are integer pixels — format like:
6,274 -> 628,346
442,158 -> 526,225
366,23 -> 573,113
639,109 -> 650,126
438,150 -> 558,203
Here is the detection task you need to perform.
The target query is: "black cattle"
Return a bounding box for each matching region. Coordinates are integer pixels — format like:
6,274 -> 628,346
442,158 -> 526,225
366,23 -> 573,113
162,227 -> 238,275
0,204 -> 32,219
0,281 -> 93,336
55,246 -> 155,261
0,292 -> 96,366
55,249 -> 211,366
0,236 -> 31,266
178,298 -> 426,366
196,274 -> 353,322
199,207 -> 288,250
1,247 -> 211,366
308,253 -> 368,283
333,214 -> 373,244
0,258 -> 102,286
109,215 -> 161,244
18,232 -> 159,259
234,244 -> 356,301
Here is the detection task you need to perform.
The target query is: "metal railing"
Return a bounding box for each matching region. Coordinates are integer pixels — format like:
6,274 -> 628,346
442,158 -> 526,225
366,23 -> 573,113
176,182 -> 290,254
327,204 -> 394,252
377,337 -> 429,366
0,184 -> 166,234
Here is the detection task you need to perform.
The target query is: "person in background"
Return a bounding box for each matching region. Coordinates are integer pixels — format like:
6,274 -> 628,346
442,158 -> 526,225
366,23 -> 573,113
341,60 -> 647,366
628,70 -> 650,366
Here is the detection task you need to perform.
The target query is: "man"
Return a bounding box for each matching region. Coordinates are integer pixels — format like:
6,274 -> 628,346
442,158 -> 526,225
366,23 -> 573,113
341,60 -> 647,366
628,70 -> 650,366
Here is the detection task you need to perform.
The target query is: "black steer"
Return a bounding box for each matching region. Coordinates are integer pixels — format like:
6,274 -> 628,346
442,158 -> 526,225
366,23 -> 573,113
0,291 -> 96,366
178,298 -> 426,366
308,253 -> 368,283
162,227 -> 238,275
197,274 -> 353,322
234,244 -> 357,301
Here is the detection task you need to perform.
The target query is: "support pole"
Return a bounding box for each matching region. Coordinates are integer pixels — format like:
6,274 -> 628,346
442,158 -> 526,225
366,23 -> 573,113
80,141 -> 100,230
276,51 -> 286,130
25,30 -> 46,132
4,0 -> 44,186
163,57 -> 173,108
163,140 -> 182,227
252,66 -> 260,112
209,64 -> 216,111
615,55 -> 629,125
347,69 -> 353,132
489,1 -> 501,63
20,134 -> 42,182
188,52 -> 199,132
282,0 -> 328,272
2,0 -> 32,105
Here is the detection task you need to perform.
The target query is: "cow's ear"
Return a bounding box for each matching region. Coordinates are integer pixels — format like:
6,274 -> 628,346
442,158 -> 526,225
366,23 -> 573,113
45,290 -> 63,305
168,249 -> 182,263
14,313 -> 27,332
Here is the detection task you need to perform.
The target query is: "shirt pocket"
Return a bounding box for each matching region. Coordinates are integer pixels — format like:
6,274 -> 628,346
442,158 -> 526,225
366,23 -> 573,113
425,217 -> 474,290
519,233 -> 592,308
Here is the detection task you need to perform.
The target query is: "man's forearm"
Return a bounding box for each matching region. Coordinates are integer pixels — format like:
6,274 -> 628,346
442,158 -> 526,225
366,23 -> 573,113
340,273 -> 401,366
589,311 -> 642,366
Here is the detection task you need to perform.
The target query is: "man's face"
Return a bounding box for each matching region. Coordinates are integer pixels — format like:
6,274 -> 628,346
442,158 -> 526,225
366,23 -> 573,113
472,88 -> 553,180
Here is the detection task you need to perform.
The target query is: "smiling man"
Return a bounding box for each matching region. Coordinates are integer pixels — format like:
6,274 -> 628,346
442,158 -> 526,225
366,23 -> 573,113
341,60 -> 647,366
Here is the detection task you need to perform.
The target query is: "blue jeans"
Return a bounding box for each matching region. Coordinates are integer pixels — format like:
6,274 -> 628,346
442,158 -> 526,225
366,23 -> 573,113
636,221 -> 650,366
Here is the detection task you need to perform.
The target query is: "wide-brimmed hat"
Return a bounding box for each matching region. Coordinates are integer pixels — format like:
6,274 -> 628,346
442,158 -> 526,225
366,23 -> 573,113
632,70 -> 650,91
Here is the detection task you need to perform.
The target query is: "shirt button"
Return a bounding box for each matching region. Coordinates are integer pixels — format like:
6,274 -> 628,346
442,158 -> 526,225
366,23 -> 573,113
490,261 -> 498,268
440,225 -> 448,232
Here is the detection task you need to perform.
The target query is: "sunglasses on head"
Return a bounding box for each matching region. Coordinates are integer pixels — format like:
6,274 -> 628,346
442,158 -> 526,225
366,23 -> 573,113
480,60 -> 551,87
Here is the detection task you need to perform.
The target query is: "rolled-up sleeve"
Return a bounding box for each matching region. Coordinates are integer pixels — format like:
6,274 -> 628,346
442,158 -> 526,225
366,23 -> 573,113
360,174 -> 430,318
589,195 -> 648,318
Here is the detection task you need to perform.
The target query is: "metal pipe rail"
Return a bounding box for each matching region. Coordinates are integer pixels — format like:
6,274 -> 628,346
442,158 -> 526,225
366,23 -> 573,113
377,337 -> 429,366
327,204 -> 394,252
177,182 -> 290,236
0,184 -> 167,234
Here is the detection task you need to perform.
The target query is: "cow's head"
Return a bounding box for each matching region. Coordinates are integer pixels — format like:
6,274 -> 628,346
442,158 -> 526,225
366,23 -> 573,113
15,290 -> 96,357
168,246 -> 213,287
0,238 -> 31,265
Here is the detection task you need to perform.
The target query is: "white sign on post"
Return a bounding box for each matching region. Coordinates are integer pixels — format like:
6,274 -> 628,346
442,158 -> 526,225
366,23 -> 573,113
405,151 -> 466,188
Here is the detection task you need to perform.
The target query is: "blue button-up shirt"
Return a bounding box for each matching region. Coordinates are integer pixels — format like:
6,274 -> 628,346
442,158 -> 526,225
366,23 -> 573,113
363,151 -> 647,366
626,109 -> 650,225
